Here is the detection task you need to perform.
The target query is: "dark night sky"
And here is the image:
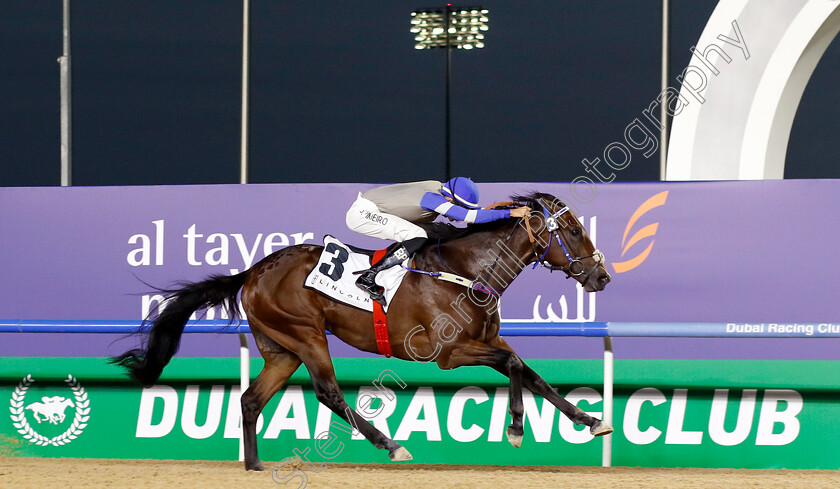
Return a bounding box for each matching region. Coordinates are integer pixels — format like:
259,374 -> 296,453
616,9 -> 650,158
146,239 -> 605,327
1,1 -> 837,187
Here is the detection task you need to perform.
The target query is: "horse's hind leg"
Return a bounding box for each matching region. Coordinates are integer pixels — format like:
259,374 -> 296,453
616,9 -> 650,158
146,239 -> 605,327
241,339 -> 302,471
298,338 -> 411,462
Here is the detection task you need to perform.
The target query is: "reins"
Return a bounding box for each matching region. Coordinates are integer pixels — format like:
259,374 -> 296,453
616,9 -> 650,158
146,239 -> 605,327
404,198 -> 603,297
432,200 -> 526,296
487,201 -> 537,244
409,202 -> 524,298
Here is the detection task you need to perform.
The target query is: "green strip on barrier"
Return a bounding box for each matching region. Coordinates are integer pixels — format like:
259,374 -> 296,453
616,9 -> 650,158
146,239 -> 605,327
2,357 -> 839,390
2,357 -> 839,469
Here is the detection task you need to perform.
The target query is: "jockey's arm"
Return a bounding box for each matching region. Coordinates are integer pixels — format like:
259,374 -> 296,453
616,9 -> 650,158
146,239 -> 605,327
420,192 -> 522,224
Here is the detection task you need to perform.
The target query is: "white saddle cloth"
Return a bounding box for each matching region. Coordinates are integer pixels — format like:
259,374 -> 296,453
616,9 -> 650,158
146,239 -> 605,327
304,235 -> 408,313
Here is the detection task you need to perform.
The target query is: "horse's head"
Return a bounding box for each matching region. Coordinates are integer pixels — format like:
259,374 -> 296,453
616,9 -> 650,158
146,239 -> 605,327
518,193 -> 611,292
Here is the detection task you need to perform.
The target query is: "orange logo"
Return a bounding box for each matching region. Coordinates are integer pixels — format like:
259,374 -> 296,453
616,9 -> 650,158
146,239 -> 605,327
611,190 -> 669,273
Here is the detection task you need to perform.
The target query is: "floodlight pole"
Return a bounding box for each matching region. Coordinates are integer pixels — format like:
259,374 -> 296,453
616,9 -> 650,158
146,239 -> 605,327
660,0 -> 669,181
240,0 -> 250,185
59,0 -> 72,186
445,4 -> 452,181
413,5 -> 486,181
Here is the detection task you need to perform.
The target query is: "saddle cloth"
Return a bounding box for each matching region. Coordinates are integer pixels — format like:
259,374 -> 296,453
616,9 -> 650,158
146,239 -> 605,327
304,235 -> 408,313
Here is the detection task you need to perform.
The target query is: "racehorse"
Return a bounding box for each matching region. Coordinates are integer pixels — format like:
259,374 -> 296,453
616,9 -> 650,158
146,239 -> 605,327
113,192 -> 613,471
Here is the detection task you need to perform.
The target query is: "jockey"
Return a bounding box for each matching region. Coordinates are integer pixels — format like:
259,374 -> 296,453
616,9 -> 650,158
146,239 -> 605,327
346,177 -> 531,305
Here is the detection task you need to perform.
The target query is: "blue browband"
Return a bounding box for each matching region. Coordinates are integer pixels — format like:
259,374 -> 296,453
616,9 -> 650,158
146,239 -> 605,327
535,206 -> 576,269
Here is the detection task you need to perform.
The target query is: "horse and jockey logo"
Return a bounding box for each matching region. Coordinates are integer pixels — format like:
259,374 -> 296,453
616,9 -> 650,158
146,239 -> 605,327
8,374 -> 90,446
27,396 -> 75,424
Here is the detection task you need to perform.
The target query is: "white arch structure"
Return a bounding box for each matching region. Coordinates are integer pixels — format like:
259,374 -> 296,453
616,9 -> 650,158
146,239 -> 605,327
667,0 -> 840,180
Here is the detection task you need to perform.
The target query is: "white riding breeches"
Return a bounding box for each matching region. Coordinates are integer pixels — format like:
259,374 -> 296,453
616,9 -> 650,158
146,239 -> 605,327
345,193 -> 429,242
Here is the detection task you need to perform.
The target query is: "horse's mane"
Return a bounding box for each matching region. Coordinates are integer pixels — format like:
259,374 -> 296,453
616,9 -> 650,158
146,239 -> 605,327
420,191 -> 563,241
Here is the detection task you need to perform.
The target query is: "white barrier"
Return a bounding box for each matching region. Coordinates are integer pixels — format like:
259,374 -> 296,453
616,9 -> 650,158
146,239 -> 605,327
2,319 -> 835,466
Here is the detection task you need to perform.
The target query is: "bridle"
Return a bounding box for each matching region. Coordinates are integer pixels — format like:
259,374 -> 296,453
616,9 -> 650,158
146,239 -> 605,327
524,200 -> 605,281
430,199 -> 606,296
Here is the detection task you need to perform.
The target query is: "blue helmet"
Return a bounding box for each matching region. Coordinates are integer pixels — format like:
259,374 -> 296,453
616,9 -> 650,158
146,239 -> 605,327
441,177 -> 481,209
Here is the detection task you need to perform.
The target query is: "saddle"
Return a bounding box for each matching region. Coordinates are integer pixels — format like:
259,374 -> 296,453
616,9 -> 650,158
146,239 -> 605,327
303,236 -> 409,314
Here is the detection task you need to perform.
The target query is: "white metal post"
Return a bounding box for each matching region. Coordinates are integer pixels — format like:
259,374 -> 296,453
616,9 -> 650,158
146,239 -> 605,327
238,331 -> 250,461
238,0 -> 251,463
602,336 -> 614,467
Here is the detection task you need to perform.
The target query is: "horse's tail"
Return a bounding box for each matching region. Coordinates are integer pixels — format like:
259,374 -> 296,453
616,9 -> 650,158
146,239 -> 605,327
111,272 -> 248,387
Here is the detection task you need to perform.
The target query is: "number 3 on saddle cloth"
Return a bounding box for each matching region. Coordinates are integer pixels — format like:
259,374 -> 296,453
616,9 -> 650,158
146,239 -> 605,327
303,235 -> 408,357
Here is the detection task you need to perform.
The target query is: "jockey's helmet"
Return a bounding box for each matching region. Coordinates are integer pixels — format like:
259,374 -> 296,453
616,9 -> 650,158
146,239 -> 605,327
441,177 -> 481,209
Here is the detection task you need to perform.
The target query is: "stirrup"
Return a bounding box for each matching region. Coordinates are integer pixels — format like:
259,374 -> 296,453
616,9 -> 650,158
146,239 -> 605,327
356,271 -> 386,306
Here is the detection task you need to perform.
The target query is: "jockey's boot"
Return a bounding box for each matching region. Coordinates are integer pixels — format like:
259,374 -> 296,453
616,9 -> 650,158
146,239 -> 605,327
356,237 -> 425,306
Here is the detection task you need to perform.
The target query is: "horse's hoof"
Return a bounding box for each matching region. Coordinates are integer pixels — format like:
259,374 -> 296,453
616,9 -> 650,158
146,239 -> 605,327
245,462 -> 264,471
506,426 -> 523,448
590,420 -> 614,437
389,446 -> 413,462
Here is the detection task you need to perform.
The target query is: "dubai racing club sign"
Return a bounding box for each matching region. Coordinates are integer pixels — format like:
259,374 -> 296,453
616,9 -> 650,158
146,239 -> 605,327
2,357 -> 839,469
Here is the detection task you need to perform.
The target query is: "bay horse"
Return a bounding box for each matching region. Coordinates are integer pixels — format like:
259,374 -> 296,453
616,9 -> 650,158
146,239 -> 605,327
113,192 -> 613,470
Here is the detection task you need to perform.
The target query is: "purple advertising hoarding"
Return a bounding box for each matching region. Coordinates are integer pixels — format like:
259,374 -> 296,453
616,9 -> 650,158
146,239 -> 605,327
2,180 -> 839,360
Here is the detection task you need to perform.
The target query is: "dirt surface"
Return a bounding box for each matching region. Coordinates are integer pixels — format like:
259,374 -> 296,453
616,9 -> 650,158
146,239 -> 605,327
2,457 -> 840,489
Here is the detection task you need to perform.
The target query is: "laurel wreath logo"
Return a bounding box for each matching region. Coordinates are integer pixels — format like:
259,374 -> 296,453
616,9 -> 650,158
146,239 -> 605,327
8,374 -> 90,446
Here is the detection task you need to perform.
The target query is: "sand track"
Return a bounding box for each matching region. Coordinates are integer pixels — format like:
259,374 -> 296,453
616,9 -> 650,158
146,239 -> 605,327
2,458 -> 840,489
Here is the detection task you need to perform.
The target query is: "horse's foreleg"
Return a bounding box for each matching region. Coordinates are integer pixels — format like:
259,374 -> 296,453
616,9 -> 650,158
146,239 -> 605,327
300,342 -> 411,462
521,363 -> 612,435
501,353 -> 525,447
436,340 -> 526,448
492,337 -> 613,436
241,350 -> 302,471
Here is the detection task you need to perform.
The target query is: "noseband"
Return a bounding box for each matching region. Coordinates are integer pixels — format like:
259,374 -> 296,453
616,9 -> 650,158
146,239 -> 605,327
524,203 -> 605,281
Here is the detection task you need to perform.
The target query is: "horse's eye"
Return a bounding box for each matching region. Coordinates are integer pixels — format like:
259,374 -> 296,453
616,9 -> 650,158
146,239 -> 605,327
571,228 -> 581,237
